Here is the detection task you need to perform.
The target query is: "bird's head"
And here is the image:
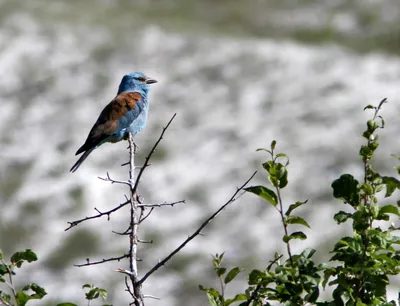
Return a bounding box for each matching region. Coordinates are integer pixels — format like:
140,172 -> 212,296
118,72 -> 157,95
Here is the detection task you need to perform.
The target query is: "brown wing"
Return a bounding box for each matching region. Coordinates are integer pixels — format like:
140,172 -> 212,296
75,92 -> 142,155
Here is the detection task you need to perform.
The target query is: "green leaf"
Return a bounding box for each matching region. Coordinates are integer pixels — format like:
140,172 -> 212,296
224,294 -> 247,306
0,249 -> 3,260
382,176 -> 400,197
0,263 -> 8,276
224,267 -> 241,284
331,174 -> 360,207
212,253 -> 225,268
360,183 -> 374,195
304,286 -> 320,303
263,162 -> 289,188
16,283 -> 47,306
256,148 -> 272,155
278,167 -> 288,188
363,105 -> 375,110
317,263 -> 331,271
283,231 -> 307,243
245,185 -> 277,207
98,289 -> 108,300
215,267 -> 226,277
16,292 -> 31,306
301,248 -> 316,259
57,304 -> 78,306
275,153 -> 289,166
285,215 -> 310,228
270,140 -> 276,151
379,204 -> 400,216
82,284 -> 92,289
285,200 -> 308,216
333,211 -> 353,224
0,292 -> 11,304
86,288 -> 101,300
199,286 -> 223,306
11,249 -> 37,268
248,269 -> 265,285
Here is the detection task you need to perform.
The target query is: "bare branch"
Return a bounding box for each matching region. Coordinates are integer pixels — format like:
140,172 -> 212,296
124,276 -> 135,301
74,254 -> 129,267
138,200 -> 185,208
65,199 -> 130,231
112,229 -> 131,236
139,207 -> 154,224
138,171 -> 257,285
138,239 -> 153,244
115,268 -> 134,277
144,295 -> 161,300
132,113 -> 177,195
98,172 -> 130,186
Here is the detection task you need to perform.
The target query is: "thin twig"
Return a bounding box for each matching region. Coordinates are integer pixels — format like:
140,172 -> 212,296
98,172 -> 130,186
74,254 -> 129,267
276,186 -> 293,265
0,296 -> 12,306
65,200 -> 130,231
138,239 -> 153,244
139,207 -> 154,224
144,295 -> 161,300
132,114 -> 177,196
2,260 -> 17,299
124,276 -> 134,299
138,171 -> 257,285
138,200 -> 185,208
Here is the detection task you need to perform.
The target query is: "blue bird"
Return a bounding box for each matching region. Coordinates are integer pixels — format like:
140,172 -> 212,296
70,72 -> 157,172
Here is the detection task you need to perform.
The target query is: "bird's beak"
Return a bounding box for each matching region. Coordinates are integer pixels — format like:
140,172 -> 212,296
146,77 -> 158,84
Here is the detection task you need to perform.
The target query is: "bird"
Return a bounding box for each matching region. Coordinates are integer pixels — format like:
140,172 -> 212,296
70,72 -> 157,172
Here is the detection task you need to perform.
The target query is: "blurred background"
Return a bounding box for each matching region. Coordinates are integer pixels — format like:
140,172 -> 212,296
0,0 -> 399,305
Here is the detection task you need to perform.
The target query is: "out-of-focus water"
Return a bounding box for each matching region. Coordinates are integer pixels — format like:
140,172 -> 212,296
0,1 -> 399,305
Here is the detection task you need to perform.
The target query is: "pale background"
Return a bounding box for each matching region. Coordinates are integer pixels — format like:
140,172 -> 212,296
0,0 -> 399,305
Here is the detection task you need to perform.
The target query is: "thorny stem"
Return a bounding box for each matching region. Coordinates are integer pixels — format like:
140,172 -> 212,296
74,254 -> 129,267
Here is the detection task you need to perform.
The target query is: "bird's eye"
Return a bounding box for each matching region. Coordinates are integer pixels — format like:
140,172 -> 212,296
136,77 -> 146,82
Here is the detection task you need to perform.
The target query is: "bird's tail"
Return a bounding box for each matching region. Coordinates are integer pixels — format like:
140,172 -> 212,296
70,148 -> 95,173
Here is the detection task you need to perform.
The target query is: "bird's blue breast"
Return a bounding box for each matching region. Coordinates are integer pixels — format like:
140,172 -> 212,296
127,102 -> 149,136
102,95 -> 148,144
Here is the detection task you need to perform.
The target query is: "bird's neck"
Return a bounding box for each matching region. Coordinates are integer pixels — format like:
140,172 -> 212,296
118,86 -> 149,98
